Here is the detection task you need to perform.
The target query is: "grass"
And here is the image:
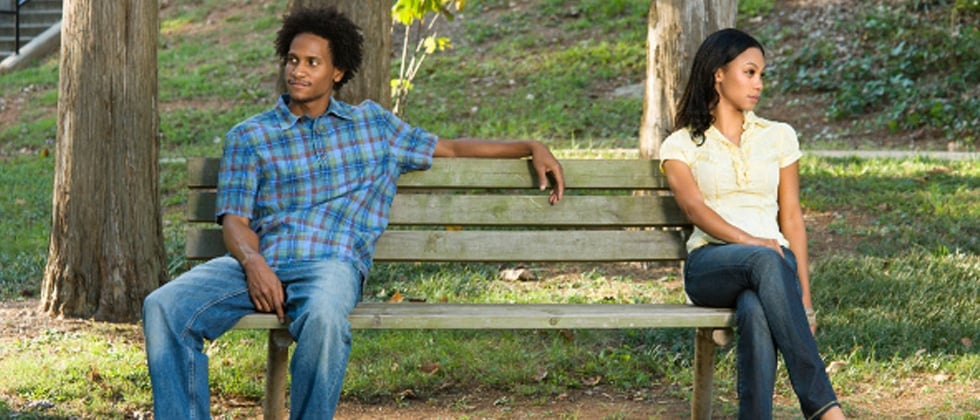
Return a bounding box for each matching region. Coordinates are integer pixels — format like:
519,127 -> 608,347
1,0 -> 978,418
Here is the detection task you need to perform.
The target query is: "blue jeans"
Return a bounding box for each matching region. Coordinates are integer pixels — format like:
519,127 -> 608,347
684,244 -> 839,420
143,256 -> 363,420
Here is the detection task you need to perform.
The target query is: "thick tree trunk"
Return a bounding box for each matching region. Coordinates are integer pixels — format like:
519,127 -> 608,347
42,0 -> 164,322
280,0 -> 392,107
639,1 -> 736,159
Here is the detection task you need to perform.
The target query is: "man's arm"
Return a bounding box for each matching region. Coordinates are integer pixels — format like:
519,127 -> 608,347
222,214 -> 286,323
434,138 -> 565,204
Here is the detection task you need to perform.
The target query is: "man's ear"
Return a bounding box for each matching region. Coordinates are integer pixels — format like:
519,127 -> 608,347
334,69 -> 346,83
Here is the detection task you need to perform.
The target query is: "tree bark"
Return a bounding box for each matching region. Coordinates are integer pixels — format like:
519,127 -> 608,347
280,0 -> 391,107
42,0 -> 165,322
639,0 -> 736,159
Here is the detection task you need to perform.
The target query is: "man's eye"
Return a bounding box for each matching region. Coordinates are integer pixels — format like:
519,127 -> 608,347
310,59 -> 320,67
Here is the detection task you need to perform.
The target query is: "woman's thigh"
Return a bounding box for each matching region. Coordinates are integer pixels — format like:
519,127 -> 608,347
684,244 -> 797,308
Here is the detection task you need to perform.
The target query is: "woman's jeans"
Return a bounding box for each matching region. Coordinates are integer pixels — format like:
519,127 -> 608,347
143,256 -> 362,420
685,244 -> 839,420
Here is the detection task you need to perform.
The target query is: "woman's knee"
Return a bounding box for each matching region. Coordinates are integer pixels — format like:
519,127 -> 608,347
736,291 -> 769,330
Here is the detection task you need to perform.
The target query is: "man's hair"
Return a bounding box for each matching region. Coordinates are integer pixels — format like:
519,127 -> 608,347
674,28 -> 765,144
274,7 -> 363,90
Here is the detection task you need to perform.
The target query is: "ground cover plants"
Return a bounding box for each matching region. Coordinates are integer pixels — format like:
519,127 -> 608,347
1,0 -> 977,418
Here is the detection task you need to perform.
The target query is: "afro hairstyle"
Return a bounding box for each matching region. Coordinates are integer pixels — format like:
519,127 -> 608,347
274,7 -> 363,90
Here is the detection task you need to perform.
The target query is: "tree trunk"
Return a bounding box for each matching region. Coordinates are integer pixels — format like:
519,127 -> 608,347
639,0 -> 736,159
42,0 -> 165,323
280,0 -> 391,107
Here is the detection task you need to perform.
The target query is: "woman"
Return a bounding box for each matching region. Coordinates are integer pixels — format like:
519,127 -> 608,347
659,28 -> 845,420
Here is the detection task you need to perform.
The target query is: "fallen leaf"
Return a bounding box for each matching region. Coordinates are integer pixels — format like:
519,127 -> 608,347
825,360 -> 846,374
499,267 -> 537,281
419,361 -> 440,375
583,375 -> 601,386
533,369 -> 548,382
961,337 -> 972,349
388,291 -> 404,303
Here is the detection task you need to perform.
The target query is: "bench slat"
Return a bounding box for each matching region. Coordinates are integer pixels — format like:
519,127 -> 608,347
186,192 -> 689,226
186,229 -> 688,262
187,157 -> 669,190
231,303 -> 734,330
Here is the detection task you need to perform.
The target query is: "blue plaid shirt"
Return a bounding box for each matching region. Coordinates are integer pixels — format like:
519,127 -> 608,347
215,96 -> 438,276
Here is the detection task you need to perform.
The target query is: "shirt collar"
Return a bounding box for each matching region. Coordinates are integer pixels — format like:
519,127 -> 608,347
703,111 -> 768,146
275,95 -> 354,130
742,110 -> 767,131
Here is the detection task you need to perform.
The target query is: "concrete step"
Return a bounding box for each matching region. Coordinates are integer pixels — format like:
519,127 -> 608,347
0,0 -> 61,60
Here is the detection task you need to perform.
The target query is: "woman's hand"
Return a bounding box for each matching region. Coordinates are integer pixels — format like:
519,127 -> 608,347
742,235 -> 785,258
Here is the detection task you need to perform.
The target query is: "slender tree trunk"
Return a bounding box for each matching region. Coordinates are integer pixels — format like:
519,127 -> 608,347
42,0 -> 164,322
639,0 -> 736,159
280,0 -> 392,107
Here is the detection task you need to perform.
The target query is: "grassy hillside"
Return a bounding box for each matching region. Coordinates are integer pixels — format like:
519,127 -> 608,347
1,0 -> 977,157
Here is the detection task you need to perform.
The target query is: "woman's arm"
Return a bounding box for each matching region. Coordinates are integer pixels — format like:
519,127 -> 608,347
434,138 -> 565,204
662,159 -> 784,254
776,162 -> 815,325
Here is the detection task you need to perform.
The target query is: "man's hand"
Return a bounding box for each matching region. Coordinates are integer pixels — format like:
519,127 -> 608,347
241,254 -> 286,323
528,142 -> 565,204
222,214 -> 286,323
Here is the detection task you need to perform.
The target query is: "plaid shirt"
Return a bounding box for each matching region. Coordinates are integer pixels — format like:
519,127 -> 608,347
215,96 -> 438,276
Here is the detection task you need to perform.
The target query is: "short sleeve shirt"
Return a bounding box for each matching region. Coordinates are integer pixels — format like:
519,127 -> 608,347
215,96 -> 439,276
659,111 -> 802,252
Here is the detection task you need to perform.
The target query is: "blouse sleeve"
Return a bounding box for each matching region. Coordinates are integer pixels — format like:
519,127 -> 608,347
777,123 -> 803,168
659,129 -> 696,172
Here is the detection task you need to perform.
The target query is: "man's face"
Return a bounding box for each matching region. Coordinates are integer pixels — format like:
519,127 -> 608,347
284,32 -> 345,115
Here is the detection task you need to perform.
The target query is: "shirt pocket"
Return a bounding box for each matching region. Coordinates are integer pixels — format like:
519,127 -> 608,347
310,133 -> 390,202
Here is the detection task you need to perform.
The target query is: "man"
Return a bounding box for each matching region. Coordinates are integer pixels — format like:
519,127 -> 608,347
142,6 -> 564,419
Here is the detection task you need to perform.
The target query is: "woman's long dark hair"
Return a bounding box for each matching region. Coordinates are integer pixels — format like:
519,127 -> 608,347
674,28 -> 765,144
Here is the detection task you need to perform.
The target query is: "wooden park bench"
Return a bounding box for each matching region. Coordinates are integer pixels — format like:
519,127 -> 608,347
184,157 -> 736,420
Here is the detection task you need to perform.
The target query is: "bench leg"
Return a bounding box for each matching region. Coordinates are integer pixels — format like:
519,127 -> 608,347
264,329 -> 292,420
692,327 -> 717,420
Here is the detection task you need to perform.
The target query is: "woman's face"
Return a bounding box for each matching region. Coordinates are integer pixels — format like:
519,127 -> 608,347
714,47 -> 765,113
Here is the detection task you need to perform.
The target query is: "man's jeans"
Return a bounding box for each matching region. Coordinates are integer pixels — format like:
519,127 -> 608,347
684,244 -> 839,420
143,256 -> 362,420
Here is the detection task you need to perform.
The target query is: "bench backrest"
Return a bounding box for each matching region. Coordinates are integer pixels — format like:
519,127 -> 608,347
185,157 -> 690,264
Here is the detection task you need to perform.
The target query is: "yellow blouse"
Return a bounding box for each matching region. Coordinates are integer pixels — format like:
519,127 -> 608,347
659,111 -> 802,252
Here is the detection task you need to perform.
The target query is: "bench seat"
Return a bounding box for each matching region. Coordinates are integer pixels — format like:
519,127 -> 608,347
233,303 -> 735,330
